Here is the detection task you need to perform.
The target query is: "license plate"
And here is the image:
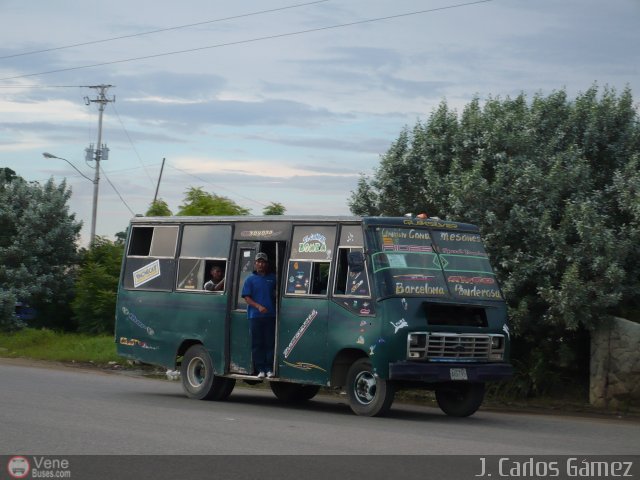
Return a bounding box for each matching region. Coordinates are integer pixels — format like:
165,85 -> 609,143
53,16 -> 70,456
450,368 -> 468,381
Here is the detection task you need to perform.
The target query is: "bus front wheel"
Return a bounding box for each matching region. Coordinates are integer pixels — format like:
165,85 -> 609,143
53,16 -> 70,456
346,358 -> 395,416
270,382 -> 320,403
435,382 -> 485,417
181,345 -> 235,401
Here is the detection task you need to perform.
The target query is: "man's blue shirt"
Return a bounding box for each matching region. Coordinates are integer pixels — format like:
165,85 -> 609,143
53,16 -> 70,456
242,272 -> 276,319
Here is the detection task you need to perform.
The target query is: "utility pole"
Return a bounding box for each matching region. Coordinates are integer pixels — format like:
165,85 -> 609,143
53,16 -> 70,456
153,157 -> 166,204
84,84 -> 115,245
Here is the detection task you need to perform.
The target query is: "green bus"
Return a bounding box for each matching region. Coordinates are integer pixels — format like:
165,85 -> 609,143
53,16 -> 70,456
115,215 -> 512,416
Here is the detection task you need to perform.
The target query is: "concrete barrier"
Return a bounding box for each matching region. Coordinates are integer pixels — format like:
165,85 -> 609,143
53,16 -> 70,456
590,317 -> 640,410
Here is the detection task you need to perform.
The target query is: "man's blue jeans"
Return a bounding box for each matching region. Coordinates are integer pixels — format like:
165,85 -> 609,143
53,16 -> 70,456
250,316 -> 275,374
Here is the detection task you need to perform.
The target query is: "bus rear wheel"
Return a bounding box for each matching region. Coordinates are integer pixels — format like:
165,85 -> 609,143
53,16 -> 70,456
346,358 -> 395,417
181,345 -> 235,401
270,382 -> 320,403
435,382 -> 485,417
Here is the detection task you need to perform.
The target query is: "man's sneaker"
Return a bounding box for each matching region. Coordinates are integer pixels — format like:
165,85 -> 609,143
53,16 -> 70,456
266,371 -> 274,378
257,371 -> 265,379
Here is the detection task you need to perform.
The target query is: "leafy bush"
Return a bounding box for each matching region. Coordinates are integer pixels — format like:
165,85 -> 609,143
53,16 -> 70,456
72,237 -> 123,334
0,172 -> 81,331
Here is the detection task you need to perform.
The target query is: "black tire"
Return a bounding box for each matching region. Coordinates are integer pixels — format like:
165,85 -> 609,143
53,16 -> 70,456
346,358 -> 395,417
270,382 -> 321,403
181,345 -> 235,401
435,383 -> 485,417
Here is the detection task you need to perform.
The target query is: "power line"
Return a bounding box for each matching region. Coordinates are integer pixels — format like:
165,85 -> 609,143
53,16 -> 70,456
95,163 -> 163,175
100,167 -> 136,215
0,0 -> 328,60
110,102 -> 156,188
44,160 -> 134,216
0,0 -> 492,82
0,84 -> 86,88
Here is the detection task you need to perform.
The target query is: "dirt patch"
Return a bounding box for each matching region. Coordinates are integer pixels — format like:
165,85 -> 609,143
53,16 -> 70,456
0,356 -> 164,378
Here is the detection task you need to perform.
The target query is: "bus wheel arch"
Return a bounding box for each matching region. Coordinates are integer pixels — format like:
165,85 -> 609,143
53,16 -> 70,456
346,357 -> 395,417
180,344 -> 235,401
176,339 -> 203,368
330,348 -> 369,388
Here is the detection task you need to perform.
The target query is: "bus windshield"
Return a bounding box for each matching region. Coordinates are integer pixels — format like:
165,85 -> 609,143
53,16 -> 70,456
370,226 -> 502,301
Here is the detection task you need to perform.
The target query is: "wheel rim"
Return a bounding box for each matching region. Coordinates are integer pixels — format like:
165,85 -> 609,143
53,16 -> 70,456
186,356 -> 207,389
353,371 -> 377,405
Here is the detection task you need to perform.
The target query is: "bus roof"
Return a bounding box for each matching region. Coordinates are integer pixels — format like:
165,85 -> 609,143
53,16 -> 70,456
130,215 -> 362,225
129,215 -> 479,232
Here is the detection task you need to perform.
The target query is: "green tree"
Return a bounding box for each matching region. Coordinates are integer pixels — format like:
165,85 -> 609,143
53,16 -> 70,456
146,199 -> 172,216
262,202 -> 286,215
0,167 -> 17,184
349,175 -> 380,216
114,230 -> 127,246
71,237 -> 124,334
350,85 -> 640,396
177,187 -> 250,216
0,175 -> 82,330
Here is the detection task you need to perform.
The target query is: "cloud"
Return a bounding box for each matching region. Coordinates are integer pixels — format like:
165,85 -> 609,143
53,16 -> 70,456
111,71 -> 228,98
301,46 -> 405,71
241,132 -> 391,154
0,98 -> 88,122
173,155 -> 360,179
118,96 -> 349,128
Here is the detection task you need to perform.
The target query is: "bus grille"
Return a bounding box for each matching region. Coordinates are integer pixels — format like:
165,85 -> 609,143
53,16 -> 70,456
407,333 -> 504,361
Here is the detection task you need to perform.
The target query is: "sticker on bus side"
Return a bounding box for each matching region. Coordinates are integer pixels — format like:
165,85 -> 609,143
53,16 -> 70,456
133,259 -> 161,288
283,309 -> 318,359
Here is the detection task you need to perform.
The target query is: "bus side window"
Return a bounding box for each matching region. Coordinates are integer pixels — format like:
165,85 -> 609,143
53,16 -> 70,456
286,260 -> 329,296
235,249 -> 256,309
334,248 -> 349,295
310,262 -> 330,295
177,258 -> 205,290
123,225 -> 178,292
177,224 -> 232,293
334,247 -> 370,297
287,224 -> 337,297
203,260 -> 227,292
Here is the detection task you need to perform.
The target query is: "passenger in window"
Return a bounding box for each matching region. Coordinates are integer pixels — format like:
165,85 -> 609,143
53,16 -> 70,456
241,252 -> 277,379
204,265 -> 225,291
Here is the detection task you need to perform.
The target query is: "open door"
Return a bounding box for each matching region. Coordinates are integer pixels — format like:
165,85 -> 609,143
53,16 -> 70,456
228,241 -> 285,375
229,243 -> 258,374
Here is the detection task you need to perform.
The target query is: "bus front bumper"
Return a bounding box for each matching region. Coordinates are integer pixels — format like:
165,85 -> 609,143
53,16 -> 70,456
389,361 -> 513,383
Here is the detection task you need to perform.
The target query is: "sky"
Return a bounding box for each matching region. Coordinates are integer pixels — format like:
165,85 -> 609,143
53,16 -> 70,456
1,0 -> 639,245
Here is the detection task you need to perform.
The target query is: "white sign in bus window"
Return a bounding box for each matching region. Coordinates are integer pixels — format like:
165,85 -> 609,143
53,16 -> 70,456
133,260 -> 161,288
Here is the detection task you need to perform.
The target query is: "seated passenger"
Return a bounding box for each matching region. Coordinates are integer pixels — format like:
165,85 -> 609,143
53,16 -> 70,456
204,265 -> 225,291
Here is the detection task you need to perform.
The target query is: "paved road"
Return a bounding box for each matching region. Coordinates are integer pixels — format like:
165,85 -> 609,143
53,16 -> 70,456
1,360 -> 638,456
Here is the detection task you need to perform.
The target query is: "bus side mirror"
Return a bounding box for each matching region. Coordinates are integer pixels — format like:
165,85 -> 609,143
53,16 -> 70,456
347,252 -> 365,272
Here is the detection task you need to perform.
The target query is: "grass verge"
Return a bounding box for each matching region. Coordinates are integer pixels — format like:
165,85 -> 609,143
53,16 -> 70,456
0,328 -> 120,364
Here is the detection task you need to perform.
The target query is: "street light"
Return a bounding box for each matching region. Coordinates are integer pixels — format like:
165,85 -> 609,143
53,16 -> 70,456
42,151 -> 99,245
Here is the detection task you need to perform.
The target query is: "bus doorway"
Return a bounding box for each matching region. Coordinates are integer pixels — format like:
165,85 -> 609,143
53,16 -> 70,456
228,241 -> 285,376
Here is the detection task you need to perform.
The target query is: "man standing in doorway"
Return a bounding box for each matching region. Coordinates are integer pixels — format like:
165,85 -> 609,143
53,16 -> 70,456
242,252 -> 277,378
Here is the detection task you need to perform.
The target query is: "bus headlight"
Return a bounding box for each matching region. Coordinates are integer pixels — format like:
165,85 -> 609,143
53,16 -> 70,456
489,335 -> 505,360
407,333 -> 427,359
